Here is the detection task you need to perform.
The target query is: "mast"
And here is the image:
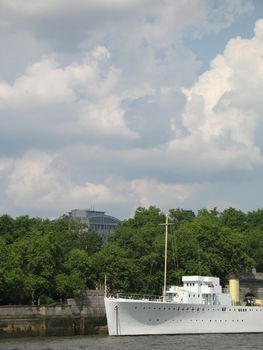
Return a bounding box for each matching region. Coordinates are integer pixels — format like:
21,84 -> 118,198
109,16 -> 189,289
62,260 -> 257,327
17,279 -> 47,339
163,213 -> 169,302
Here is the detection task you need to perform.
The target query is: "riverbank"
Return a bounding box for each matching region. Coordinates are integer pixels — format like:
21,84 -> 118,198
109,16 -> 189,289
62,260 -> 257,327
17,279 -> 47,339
0,290 -> 107,338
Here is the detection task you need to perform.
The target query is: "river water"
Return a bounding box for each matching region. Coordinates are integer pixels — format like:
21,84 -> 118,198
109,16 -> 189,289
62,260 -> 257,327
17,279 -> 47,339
1,334 -> 263,350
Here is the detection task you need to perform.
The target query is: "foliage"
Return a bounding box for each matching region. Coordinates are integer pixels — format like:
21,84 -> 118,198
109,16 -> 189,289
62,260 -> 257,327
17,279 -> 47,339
0,206 -> 262,304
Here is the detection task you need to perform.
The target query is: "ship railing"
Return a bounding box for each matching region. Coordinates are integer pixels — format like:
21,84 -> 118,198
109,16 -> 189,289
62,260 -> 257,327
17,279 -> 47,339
108,293 -> 163,302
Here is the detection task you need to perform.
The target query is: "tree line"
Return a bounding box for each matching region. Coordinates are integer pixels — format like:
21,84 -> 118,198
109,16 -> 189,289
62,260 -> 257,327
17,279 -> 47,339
0,206 -> 262,305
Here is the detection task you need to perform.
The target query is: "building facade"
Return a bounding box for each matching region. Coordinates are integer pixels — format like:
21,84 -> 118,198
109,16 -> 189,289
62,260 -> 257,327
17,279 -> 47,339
68,209 -> 121,238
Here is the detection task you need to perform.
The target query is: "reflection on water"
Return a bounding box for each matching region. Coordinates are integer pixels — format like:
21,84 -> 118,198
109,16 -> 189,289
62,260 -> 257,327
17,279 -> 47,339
1,334 -> 263,350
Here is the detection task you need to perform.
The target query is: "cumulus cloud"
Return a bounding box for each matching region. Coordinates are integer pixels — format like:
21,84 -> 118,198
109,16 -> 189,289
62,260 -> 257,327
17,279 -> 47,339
0,47 -> 136,143
6,151 -> 67,213
0,47 -> 118,107
178,18 -> 263,170
4,150 -> 203,217
0,1 -> 262,218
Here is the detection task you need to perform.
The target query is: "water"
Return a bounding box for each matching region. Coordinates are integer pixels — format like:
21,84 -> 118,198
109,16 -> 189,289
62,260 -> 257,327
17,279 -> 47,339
1,334 -> 263,350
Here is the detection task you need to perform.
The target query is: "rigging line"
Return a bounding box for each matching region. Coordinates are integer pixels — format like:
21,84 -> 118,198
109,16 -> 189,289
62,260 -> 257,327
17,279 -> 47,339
170,224 -> 181,285
196,241 -> 201,276
144,259 -> 154,293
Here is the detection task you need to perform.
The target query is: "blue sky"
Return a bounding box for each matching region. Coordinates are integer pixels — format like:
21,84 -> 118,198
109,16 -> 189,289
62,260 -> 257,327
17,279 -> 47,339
0,0 -> 262,219
186,0 -> 263,73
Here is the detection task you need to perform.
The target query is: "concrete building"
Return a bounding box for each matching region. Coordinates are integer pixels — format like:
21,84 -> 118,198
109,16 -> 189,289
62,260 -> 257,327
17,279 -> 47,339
67,209 -> 121,238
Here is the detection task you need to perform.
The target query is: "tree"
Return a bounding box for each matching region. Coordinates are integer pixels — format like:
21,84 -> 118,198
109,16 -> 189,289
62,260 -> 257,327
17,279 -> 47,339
169,208 -> 195,228
0,214 -> 15,243
220,207 -> 247,231
174,215 -> 253,282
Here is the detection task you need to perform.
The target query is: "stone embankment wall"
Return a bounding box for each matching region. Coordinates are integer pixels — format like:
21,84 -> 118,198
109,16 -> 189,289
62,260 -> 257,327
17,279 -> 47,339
239,270 -> 263,301
0,290 -> 107,338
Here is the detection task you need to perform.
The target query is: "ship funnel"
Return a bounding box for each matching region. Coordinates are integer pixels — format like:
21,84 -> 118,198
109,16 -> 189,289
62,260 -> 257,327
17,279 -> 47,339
229,278 -> 240,305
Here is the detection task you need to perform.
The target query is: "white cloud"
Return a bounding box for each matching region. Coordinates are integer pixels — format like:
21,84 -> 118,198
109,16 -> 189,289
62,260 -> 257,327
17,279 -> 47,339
0,158 -> 13,172
178,18 -> 263,169
0,46 -> 136,139
5,151 -> 203,217
129,179 -> 202,209
0,57 -> 75,107
6,151 -> 67,211
77,97 -> 137,137
254,18 -> 263,39
0,1 -> 261,219
0,0 -> 141,17
0,47 -> 118,108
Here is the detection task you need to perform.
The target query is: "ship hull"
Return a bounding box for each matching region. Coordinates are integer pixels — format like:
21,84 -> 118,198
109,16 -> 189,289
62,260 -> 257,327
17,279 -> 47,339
105,298 -> 263,335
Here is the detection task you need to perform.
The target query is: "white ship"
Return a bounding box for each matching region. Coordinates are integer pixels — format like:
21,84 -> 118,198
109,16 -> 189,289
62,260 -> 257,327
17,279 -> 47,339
104,215 -> 263,335
105,275 -> 263,335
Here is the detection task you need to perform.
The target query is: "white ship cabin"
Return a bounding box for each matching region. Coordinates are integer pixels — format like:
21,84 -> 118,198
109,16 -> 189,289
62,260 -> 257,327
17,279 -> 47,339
165,276 -> 231,306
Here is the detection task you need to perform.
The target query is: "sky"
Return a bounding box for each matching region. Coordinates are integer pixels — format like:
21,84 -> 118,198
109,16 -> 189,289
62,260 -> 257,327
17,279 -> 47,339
0,0 -> 263,220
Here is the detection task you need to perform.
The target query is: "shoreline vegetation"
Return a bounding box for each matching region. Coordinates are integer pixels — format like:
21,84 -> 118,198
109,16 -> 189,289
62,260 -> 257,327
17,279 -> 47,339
0,206 -> 262,306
